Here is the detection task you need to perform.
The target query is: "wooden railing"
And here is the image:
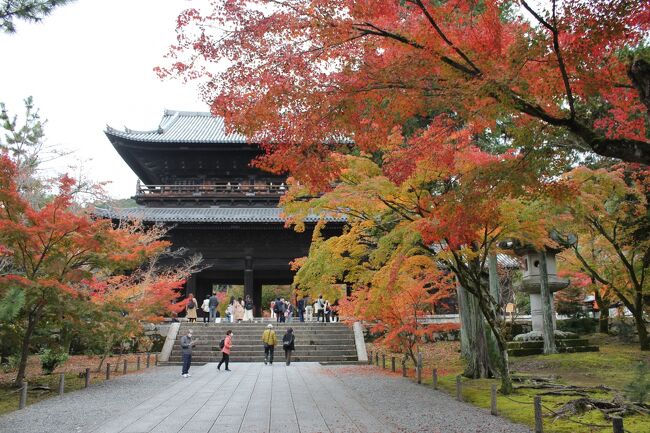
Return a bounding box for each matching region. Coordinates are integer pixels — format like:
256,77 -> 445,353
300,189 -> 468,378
136,182 -> 287,197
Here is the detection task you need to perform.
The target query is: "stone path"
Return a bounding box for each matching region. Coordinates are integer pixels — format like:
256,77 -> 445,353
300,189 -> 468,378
0,363 -> 531,433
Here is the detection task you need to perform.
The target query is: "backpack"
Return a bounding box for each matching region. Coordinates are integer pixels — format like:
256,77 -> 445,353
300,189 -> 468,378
219,339 -> 225,349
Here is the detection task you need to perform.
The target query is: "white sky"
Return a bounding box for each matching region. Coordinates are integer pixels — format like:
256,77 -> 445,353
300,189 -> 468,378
0,0 -> 209,199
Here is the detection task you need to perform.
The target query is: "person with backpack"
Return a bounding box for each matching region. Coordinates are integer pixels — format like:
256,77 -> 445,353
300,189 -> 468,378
180,329 -> 197,377
273,297 -> 282,323
282,327 -> 295,366
261,324 -> 277,365
243,295 -> 254,322
186,294 -> 197,323
208,293 -> 219,323
277,297 -> 287,323
217,330 -> 232,371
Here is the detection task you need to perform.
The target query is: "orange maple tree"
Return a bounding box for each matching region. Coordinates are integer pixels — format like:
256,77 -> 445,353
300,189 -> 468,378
160,0 -> 650,182
0,155 -> 194,384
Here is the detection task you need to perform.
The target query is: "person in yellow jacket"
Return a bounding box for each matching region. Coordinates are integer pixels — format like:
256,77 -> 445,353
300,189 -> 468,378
262,324 -> 277,365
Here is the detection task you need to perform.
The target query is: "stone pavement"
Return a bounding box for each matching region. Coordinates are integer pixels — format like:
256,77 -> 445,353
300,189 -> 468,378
90,363 -> 531,433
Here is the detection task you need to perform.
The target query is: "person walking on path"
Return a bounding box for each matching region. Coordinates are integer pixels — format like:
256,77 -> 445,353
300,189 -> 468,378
201,296 -> 210,324
209,293 -> 219,323
261,324 -> 277,365
233,297 -> 245,322
186,294 -> 198,323
282,327 -> 295,366
180,329 -> 197,377
217,330 -> 232,371
244,295 -> 254,322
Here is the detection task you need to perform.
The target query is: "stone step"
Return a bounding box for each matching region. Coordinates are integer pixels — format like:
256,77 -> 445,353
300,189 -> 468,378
507,338 -> 591,349
173,337 -> 354,345
508,345 -> 600,357
170,321 -> 359,363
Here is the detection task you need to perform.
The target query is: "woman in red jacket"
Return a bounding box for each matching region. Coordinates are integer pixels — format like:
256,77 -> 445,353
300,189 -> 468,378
217,330 -> 233,371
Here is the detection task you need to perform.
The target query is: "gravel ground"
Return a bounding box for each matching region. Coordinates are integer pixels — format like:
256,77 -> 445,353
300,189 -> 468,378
325,365 -> 531,433
0,364 -> 530,433
0,366 -> 182,433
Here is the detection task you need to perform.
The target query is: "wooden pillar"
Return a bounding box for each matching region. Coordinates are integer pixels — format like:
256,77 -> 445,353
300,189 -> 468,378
244,256 -> 254,313
253,281 -> 263,318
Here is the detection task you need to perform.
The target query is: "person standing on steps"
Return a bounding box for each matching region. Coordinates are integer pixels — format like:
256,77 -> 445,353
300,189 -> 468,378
244,295 -> 254,322
217,330 -> 232,371
282,327 -> 295,366
316,295 -> 325,323
233,297 -> 245,323
297,297 -> 305,322
261,324 -> 277,365
186,294 -> 197,323
180,329 -> 197,377
201,296 -> 210,324
208,292 -> 219,323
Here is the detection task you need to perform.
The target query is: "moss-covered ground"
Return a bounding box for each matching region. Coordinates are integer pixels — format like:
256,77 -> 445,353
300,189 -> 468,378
367,335 -> 650,433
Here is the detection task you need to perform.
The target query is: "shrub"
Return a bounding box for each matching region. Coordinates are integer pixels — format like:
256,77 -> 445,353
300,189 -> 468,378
556,317 -> 597,335
39,349 -> 69,374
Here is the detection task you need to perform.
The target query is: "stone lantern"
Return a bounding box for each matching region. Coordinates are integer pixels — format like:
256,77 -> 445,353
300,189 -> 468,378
515,246 -> 569,333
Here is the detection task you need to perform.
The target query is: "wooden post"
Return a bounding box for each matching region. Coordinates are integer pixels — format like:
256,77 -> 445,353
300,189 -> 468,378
155,353 -> 159,366
417,353 -> 422,384
490,384 -> 498,415
114,361 -> 119,373
375,352 -> 379,366
137,356 -> 141,370
612,416 -> 623,433
85,368 -> 90,388
19,380 -> 27,409
123,359 -> 127,374
146,352 -> 151,368
402,359 -> 407,377
534,396 -> 543,433
432,368 -> 438,390
106,363 -> 111,381
382,353 -> 386,369
58,373 -> 65,396
455,375 -> 462,401
391,356 -> 395,373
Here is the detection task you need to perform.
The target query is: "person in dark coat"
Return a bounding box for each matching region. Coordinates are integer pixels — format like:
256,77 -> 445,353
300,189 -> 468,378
297,297 -> 305,322
282,327 -> 295,366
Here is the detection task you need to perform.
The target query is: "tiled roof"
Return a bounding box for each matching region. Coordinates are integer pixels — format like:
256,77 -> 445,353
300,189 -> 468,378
105,110 -> 248,143
94,207 -> 345,224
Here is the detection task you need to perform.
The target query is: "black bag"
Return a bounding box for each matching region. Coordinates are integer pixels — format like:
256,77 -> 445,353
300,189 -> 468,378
188,299 -> 195,309
219,339 -> 225,349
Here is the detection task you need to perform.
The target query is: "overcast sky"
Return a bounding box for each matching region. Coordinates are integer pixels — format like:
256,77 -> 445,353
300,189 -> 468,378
0,0 -> 210,199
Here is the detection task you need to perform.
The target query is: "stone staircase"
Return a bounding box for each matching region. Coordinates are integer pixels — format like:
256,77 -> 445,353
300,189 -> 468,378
165,322 -> 359,365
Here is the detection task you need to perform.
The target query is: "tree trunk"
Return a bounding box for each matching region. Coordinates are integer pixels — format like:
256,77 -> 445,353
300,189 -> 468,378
458,285 -> 494,378
633,309 -> 649,351
15,310 -> 38,386
593,289 -> 609,334
539,252 -> 557,355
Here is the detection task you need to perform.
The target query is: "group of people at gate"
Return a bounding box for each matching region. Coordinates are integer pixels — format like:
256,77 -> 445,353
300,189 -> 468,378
179,324 -> 296,377
271,294 -> 339,323
183,292 -> 340,323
